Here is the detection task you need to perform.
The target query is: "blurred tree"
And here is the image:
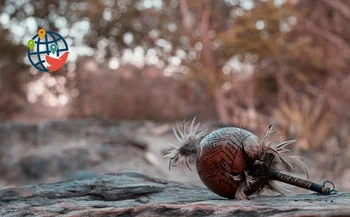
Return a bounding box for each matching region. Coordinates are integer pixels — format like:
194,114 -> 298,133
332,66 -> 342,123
0,0 -> 349,132
66,0 -> 296,123
0,0 -> 296,122
0,26 -> 31,119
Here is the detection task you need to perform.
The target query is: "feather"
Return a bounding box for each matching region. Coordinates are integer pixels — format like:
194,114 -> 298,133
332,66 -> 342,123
288,155 -> 309,179
193,122 -> 200,135
244,170 -> 256,188
182,120 -> 187,135
176,124 -> 184,139
196,129 -> 208,139
185,156 -> 192,171
172,127 -> 183,143
266,148 -> 294,172
190,117 -> 196,135
266,181 -> 290,195
276,140 -> 297,149
235,182 -> 248,200
165,118 -> 207,171
261,125 -> 277,146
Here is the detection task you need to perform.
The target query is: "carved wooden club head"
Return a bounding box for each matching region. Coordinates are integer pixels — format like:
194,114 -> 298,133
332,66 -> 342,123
196,127 -> 263,198
165,119 -> 336,200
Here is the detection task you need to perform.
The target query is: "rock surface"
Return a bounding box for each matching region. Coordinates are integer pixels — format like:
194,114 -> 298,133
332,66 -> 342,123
1,119 -> 349,194
0,172 -> 349,217
0,119 -> 214,188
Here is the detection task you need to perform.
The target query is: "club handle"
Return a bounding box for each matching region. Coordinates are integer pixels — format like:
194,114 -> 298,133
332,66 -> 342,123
268,169 -> 337,195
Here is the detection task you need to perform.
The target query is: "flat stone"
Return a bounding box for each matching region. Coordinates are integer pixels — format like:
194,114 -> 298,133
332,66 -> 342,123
0,171 -> 349,217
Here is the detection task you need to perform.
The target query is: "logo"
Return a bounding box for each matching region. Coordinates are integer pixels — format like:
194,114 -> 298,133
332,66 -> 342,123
27,29 -> 69,72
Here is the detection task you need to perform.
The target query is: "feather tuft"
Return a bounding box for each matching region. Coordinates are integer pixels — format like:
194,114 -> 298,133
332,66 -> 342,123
231,125 -> 309,199
164,117 -> 207,171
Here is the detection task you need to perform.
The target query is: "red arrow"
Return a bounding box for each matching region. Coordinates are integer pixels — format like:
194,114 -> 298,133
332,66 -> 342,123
45,52 -> 69,72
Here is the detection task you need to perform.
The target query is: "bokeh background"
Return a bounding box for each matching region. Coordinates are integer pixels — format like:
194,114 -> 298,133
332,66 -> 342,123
0,0 -> 349,192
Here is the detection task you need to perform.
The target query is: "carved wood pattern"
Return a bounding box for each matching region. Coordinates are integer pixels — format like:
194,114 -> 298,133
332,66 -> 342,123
196,127 -> 257,198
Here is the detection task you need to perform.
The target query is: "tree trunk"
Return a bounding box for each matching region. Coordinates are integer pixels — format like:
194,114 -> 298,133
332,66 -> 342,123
213,87 -> 230,124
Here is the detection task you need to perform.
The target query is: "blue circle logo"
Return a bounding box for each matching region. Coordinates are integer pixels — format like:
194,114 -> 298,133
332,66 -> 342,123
27,29 -> 69,72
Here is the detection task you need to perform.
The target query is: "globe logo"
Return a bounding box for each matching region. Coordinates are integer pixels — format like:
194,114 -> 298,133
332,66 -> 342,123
27,29 -> 69,72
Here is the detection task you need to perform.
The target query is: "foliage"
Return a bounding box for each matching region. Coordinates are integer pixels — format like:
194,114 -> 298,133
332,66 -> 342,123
0,0 -> 349,156
0,27 -> 32,119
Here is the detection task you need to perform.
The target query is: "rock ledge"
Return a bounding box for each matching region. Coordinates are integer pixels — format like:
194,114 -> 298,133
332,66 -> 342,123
0,172 -> 349,217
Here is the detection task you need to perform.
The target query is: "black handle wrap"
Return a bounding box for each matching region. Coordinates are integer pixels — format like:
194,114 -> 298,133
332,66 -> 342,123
268,169 -> 337,195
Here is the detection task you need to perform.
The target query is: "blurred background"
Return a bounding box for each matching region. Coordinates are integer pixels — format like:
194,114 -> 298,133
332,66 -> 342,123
0,0 -> 349,192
